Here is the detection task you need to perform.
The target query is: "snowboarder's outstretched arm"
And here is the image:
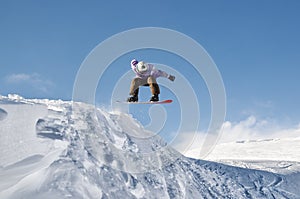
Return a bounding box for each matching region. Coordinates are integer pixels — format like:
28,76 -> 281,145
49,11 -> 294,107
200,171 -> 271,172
151,66 -> 175,81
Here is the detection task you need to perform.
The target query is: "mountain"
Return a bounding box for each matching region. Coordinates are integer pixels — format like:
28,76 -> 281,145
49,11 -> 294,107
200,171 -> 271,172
186,135 -> 300,174
0,94 -> 300,199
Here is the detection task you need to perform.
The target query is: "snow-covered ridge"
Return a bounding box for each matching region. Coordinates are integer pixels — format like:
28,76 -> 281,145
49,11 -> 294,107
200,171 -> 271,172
187,136 -> 300,163
1,94 -> 300,198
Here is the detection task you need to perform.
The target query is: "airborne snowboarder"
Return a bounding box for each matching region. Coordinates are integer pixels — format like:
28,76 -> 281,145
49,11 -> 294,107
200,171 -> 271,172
127,59 -> 175,102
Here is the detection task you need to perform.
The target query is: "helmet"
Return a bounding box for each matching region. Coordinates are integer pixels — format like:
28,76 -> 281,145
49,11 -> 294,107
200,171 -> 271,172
131,59 -> 138,66
136,61 -> 148,73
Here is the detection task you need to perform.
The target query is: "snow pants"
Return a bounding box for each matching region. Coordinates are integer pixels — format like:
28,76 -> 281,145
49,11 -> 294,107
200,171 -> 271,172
129,76 -> 160,96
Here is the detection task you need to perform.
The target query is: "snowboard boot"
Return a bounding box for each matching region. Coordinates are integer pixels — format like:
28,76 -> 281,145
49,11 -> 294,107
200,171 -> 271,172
150,94 -> 159,102
149,83 -> 160,102
127,88 -> 139,102
127,95 -> 138,102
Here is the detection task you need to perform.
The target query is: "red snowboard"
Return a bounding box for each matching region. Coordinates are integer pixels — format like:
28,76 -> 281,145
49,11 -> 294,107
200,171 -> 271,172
116,99 -> 172,104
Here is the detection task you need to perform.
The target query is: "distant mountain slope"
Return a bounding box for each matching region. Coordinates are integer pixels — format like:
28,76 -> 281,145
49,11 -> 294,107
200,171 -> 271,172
0,95 -> 299,199
186,135 -> 300,175
188,138 -> 300,162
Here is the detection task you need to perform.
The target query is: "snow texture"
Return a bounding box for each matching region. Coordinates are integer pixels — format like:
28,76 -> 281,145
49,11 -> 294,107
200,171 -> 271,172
0,94 -> 300,199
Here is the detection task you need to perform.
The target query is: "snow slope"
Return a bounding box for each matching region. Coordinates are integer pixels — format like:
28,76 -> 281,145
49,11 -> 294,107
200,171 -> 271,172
186,137 -> 300,175
0,95 -> 300,199
187,138 -> 300,162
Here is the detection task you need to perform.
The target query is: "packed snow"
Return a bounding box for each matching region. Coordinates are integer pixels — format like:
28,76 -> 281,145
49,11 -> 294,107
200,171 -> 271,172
0,95 -> 300,198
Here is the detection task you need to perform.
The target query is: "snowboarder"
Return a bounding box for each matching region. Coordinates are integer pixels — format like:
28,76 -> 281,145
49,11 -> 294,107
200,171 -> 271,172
127,59 -> 175,102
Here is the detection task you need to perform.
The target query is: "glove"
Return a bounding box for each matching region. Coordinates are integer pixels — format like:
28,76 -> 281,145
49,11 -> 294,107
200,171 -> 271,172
168,75 -> 175,82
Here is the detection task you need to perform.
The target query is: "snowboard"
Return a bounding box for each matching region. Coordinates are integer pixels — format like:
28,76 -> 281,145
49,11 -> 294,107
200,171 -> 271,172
116,99 -> 172,104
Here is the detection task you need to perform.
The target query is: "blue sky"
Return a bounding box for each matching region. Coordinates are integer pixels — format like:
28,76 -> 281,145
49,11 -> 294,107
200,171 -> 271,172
1,1 -> 300,140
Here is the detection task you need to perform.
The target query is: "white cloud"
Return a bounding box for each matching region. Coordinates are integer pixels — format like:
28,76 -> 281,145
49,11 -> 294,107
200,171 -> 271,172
6,73 -> 32,82
5,73 -> 54,93
171,116 -> 300,156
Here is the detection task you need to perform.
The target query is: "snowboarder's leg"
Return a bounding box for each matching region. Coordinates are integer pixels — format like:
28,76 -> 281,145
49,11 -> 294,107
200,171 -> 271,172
129,77 -> 147,95
147,76 -> 160,102
128,78 -> 147,102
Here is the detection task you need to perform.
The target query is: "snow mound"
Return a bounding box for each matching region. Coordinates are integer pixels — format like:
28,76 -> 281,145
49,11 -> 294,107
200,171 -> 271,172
0,95 -> 300,199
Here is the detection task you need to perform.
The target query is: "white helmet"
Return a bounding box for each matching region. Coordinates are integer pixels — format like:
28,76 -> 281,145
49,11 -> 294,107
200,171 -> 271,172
136,61 -> 148,73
